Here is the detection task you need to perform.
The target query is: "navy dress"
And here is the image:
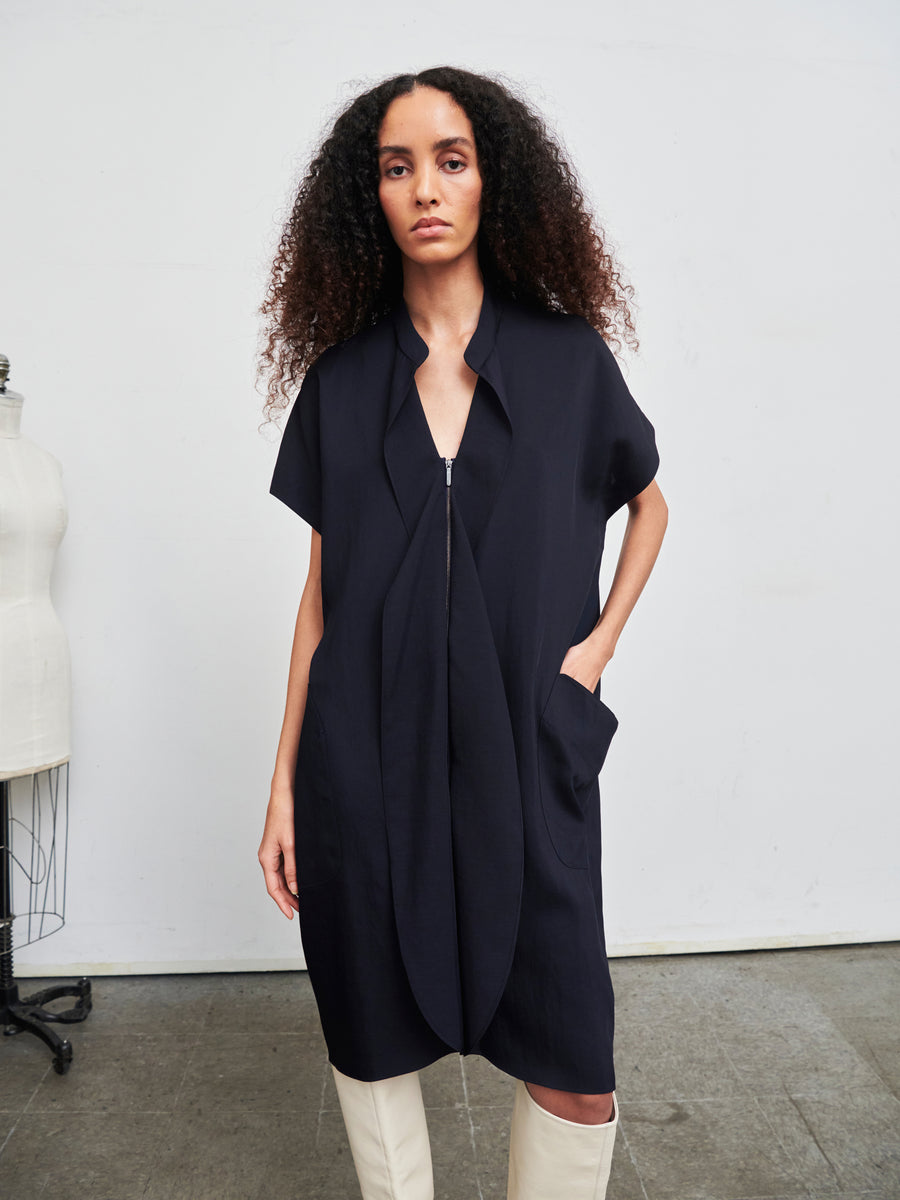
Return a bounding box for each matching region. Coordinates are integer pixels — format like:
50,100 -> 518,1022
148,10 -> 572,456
270,279 -> 659,1092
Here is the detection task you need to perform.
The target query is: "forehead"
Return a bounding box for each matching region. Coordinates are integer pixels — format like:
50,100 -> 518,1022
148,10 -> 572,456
378,86 -> 475,147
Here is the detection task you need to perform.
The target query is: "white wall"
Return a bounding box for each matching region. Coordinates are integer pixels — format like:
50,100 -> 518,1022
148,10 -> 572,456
2,0 -> 897,974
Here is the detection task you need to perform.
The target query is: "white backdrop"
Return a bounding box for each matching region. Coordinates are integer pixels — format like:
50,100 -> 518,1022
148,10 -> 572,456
2,0 -> 897,974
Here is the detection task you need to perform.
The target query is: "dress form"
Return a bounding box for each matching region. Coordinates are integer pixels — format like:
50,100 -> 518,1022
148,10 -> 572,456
0,382 -> 72,779
0,355 -> 90,1073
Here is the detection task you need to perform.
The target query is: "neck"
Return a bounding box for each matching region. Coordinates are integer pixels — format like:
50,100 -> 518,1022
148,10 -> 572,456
0,393 -> 23,438
401,255 -> 485,346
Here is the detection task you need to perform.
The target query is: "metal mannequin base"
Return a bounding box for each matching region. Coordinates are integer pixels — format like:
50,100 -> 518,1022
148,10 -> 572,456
0,958 -> 92,1075
1,772 -> 92,1074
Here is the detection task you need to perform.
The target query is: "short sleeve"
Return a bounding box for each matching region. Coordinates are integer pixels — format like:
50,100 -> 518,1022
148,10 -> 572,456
269,365 -> 322,532
591,334 -> 660,517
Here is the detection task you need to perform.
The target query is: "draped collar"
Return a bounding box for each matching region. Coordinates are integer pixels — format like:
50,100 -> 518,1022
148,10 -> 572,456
386,278 -> 513,435
383,279 -> 514,544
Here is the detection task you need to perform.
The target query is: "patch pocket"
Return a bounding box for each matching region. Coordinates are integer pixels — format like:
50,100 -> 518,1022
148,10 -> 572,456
537,671 -> 619,869
292,687 -> 343,889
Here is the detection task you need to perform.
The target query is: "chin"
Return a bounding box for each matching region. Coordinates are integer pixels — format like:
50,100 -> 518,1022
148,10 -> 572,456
406,245 -> 460,266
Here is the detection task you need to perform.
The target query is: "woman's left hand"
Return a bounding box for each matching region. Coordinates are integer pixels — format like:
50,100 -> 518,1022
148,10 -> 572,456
559,634 -> 613,693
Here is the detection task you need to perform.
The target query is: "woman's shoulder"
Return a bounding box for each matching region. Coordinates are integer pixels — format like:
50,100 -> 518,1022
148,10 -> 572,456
308,309 -> 397,382
499,294 -> 608,362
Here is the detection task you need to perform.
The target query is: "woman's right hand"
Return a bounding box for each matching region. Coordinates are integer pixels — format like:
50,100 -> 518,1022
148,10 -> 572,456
258,783 -> 300,918
262,532 -> 323,920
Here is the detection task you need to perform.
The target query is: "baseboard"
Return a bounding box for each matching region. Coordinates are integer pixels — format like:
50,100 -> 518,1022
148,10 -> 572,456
13,928 -> 898,977
606,929 -> 899,957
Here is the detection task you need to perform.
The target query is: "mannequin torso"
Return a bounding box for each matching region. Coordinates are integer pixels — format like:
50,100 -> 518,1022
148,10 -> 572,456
0,389 -> 72,780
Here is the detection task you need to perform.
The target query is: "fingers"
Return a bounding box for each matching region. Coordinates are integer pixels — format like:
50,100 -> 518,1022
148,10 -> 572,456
282,843 -> 298,904
258,840 -> 301,919
268,867 -> 301,919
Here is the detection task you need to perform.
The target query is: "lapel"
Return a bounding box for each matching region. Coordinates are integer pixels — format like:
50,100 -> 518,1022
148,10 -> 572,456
383,280 -> 514,544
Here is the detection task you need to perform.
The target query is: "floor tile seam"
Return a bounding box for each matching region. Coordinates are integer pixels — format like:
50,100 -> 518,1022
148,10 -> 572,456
73,1029 -> 314,1040
699,1012 -> 855,1040
422,1101 -> 512,1111
613,1091 -> 769,1103
188,1028 -> 314,1036
459,1054 -> 486,1200
18,1061 -> 52,1117
615,1121 -> 651,1200
825,1017 -> 900,1084
756,1086 -> 840,1195
136,1108 -> 179,1195
611,1095 -> 856,1112
698,1014 -> 761,1100
668,1012 -> 831,1036
805,1194 -> 890,1199
164,1104 -> 330,1114
784,976 -> 900,1008
624,1009 -> 753,1100
714,1193 -> 816,1200
615,1015 -> 710,1036
712,1017 -> 798,1102
770,1085 -> 900,1103
685,983 -> 706,1016
0,1109 -> 25,1158
315,1055 -> 330,1150
849,1031 -> 900,1104
826,1006 -> 900,1035
169,1026 -> 205,1111
17,1107 -> 184,1116
719,1193 -> 818,1200
618,1084 -> 900,1127
617,1007 -> 845,1037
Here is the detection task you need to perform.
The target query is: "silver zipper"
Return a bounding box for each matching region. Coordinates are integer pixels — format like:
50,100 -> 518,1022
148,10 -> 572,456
444,457 -> 454,619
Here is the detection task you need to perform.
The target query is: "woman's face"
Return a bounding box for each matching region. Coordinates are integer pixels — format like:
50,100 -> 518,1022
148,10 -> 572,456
377,85 -> 482,271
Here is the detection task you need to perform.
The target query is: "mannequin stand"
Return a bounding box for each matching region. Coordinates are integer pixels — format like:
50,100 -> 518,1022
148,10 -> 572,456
1,777 -> 91,1074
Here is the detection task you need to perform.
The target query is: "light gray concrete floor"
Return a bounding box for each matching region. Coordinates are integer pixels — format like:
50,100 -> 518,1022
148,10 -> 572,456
0,942 -> 898,1200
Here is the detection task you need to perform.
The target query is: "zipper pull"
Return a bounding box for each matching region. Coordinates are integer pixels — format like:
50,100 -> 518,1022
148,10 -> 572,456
445,456 -> 454,486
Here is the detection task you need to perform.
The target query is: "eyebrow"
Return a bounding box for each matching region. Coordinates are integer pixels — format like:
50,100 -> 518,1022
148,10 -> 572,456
377,136 -> 474,158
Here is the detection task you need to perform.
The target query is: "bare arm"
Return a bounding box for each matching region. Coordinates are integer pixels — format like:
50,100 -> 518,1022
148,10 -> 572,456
560,478 -> 669,689
258,529 -> 324,917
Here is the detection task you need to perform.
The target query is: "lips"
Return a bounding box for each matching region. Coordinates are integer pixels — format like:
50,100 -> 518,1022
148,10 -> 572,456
412,218 -> 450,229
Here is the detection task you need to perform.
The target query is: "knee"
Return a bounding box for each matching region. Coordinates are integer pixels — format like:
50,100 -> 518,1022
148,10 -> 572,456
565,1091 -> 615,1125
525,1082 -> 615,1125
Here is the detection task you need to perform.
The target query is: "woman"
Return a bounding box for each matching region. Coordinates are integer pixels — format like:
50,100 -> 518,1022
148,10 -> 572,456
258,66 -> 668,1199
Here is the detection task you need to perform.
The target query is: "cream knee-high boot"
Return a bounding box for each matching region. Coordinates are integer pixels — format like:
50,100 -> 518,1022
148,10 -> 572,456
507,1080 -> 619,1200
331,1064 -> 435,1200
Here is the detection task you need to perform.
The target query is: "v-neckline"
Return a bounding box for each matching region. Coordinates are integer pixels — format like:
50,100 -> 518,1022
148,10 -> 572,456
412,374 -> 479,465
384,284 -> 514,543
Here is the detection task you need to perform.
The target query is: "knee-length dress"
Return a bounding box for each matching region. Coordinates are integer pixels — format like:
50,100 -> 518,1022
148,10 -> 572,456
269,279 -> 659,1093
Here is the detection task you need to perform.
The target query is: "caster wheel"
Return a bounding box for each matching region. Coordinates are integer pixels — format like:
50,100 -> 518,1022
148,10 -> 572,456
53,1040 -> 73,1075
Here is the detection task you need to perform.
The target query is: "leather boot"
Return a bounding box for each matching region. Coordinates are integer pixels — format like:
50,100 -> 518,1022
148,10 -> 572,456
507,1079 -> 619,1199
331,1063 -> 435,1200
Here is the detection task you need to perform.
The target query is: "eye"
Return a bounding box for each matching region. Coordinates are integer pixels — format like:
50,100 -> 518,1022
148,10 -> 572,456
385,164 -> 407,178
443,158 -> 465,172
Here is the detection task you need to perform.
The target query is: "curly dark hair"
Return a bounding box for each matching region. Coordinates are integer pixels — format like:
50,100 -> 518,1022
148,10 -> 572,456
257,65 -> 639,422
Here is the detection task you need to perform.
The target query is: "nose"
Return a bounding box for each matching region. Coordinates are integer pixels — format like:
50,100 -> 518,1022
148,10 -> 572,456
413,162 -> 440,207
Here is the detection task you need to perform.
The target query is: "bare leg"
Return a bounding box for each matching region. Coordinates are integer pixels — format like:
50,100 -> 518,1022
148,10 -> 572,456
507,1081 -> 619,1199
524,1084 -> 615,1124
